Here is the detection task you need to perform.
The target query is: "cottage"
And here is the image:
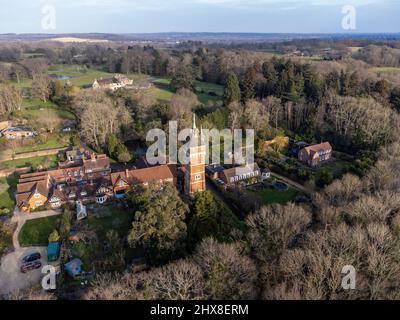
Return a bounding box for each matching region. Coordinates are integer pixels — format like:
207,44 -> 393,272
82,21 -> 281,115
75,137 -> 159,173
298,142 -> 332,167
1,127 -> 36,140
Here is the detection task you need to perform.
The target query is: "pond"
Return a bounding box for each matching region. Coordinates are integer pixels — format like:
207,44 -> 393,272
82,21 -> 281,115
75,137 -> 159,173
48,74 -> 73,80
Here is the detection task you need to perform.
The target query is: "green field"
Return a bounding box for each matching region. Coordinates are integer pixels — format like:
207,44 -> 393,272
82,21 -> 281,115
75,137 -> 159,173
250,186 -> 301,205
0,155 -> 59,171
152,78 -> 223,104
18,100 -> 76,121
19,215 -> 61,247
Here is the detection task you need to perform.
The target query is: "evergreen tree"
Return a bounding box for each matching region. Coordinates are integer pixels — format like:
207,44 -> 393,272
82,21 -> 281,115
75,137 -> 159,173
223,72 -> 241,106
242,67 -> 257,102
106,134 -> 118,157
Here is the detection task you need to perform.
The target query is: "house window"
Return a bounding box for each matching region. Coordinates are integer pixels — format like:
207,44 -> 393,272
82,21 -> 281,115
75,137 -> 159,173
194,174 -> 201,181
34,193 -> 41,199
35,200 -> 42,207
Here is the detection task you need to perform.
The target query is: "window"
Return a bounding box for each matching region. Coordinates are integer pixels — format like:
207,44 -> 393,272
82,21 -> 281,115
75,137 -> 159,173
194,174 -> 201,181
34,193 -> 41,199
35,200 -> 42,207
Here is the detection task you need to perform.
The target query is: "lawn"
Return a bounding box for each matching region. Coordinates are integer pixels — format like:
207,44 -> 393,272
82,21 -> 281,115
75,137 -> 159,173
17,99 -> 76,121
251,186 -> 301,205
0,175 -> 18,214
19,215 -> 61,247
152,78 -> 223,104
88,205 -> 133,238
0,155 -> 59,170
14,134 -> 71,154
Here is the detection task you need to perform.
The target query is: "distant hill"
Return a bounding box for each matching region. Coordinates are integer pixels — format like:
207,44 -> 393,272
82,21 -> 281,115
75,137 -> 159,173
0,32 -> 399,43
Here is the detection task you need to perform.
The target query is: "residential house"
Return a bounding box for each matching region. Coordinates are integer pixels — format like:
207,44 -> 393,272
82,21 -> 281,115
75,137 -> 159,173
92,74 -> 133,91
298,142 -> 332,167
111,164 -> 176,199
220,163 -> 261,185
16,153 -> 112,212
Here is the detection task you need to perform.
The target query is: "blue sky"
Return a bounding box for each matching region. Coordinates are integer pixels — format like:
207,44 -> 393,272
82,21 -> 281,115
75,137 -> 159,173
0,0 -> 398,33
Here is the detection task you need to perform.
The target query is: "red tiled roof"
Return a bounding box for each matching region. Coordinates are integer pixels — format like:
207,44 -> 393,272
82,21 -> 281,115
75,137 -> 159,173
111,165 -> 176,186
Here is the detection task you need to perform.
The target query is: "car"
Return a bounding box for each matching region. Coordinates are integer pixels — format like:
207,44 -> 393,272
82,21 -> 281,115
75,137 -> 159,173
22,252 -> 41,263
20,260 -> 42,273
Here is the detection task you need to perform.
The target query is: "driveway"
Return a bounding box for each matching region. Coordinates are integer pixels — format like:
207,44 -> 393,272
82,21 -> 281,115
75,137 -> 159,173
0,246 -> 48,296
0,209 -> 62,297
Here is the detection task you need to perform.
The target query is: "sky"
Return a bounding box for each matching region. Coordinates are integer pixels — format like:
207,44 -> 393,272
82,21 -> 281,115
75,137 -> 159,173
0,0 -> 399,34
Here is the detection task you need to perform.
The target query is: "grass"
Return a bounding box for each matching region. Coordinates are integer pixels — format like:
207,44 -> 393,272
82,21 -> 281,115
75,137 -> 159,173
0,175 -> 18,214
152,78 -> 223,104
17,99 -> 76,121
251,186 -> 301,205
0,155 -> 59,170
14,134 -> 71,154
88,205 -> 133,238
19,215 -> 61,247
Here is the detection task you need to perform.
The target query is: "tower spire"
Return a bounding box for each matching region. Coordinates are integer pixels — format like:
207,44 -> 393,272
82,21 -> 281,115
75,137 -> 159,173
192,113 -> 197,130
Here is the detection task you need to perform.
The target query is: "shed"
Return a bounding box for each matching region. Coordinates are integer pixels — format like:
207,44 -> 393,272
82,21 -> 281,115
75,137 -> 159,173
65,259 -> 83,278
47,242 -> 61,262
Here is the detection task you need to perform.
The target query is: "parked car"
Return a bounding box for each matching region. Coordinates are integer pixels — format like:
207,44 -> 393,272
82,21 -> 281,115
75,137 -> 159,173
20,260 -> 42,273
22,252 -> 41,263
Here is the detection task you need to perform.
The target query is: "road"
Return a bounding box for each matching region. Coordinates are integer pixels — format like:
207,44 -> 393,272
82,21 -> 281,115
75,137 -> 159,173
0,209 -> 62,297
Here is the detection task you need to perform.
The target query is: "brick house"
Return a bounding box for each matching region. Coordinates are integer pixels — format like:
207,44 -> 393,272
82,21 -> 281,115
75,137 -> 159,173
298,142 -> 332,167
111,165 -> 176,199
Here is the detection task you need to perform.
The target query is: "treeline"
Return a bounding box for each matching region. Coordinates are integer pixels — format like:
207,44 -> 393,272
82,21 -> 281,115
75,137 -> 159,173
353,45 -> 400,67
